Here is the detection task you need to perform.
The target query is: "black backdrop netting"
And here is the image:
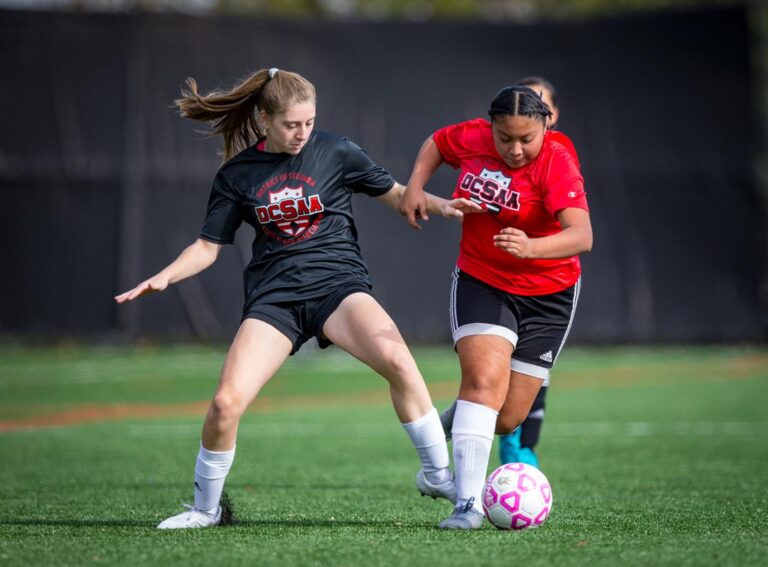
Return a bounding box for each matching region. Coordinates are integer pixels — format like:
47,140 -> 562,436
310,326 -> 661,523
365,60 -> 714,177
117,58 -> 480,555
0,7 -> 763,342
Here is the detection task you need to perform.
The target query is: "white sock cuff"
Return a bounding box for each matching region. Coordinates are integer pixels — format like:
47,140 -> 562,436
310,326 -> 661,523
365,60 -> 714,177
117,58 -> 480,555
402,407 -> 445,448
199,444 -> 236,462
403,407 -> 437,429
196,445 -> 235,479
452,400 -> 498,441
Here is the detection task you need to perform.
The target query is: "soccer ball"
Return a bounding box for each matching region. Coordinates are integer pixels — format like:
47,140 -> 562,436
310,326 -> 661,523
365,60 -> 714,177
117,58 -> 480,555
482,462 -> 553,530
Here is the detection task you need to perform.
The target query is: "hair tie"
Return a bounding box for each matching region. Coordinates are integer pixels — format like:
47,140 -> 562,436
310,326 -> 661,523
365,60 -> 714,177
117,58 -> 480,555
268,68 -> 279,79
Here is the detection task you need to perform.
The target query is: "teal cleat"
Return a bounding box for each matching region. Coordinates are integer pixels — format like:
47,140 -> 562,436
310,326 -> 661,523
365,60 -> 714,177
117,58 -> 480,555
499,427 -> 523,464
516,447 -> 540,469
499,428 -> 540,469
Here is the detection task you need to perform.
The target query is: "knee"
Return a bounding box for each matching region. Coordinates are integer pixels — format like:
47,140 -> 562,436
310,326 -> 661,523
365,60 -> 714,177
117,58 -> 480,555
460,373 -> 507,409
208,391 -> 245,430
381,349 -> 419,382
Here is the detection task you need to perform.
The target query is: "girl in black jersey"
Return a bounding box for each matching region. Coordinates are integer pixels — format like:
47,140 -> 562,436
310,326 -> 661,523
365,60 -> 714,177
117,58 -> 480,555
115,68 -> 481,529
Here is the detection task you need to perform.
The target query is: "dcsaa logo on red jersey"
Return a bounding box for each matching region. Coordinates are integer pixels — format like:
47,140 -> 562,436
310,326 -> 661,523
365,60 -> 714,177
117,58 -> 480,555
459,168 -> 520,214
480,168 -> 511,189
255,186 -> 325,237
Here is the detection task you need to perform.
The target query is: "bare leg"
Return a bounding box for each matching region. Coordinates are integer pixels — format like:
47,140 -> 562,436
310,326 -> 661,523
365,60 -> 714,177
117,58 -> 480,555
456,335 -> 514,410
157,318 -> 293,529
322,292 -> 432,422
202,318 -> 293,450
323,292 -> 453,495
442,334 -> 512,525
495,371 -> 543,435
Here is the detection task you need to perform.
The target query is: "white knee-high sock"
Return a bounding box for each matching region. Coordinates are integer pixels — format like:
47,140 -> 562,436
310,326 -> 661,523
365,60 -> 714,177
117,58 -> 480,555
452,400 -> 498,512
402,407 -> 452,483
194,444 -> 235,514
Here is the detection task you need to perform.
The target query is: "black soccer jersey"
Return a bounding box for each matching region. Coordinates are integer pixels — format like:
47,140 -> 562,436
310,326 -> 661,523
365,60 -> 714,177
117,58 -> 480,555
200,130 -> 395,306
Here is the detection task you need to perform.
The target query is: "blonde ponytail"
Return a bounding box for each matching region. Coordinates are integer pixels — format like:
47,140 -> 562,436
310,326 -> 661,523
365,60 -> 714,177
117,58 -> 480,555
175,68 -> 316,161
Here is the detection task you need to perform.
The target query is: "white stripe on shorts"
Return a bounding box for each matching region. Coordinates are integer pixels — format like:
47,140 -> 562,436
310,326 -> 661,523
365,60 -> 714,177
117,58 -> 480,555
450,268 -> 519,346
553,276 -> 581,365
510,359 -> 550,381
453,323 -> 519,346
449,267 -> 459,333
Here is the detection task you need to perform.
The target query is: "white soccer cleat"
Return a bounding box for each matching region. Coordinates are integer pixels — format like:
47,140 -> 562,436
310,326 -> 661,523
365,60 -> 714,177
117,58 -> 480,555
156,504 -> 222,529
439,500 -> 486,530
416,469 -> 457,504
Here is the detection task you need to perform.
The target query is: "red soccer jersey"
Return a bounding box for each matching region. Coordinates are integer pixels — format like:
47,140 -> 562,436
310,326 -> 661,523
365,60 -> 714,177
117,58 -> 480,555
433,118 -> 589,296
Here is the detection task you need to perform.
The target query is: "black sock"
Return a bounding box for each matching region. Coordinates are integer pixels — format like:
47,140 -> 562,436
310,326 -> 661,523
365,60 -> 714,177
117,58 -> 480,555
520,386 -> 547,449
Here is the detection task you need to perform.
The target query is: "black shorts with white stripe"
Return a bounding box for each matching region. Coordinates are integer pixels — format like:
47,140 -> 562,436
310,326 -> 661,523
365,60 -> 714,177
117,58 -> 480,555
449,268 -> 580,384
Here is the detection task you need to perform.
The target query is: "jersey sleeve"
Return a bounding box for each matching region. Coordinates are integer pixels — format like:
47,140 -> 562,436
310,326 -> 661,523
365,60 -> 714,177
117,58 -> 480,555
540,144 -> 589,216
343,139 -> 395,196
432,120 -> 480,169
548,131 -> 580,168
199,172 -> 244,244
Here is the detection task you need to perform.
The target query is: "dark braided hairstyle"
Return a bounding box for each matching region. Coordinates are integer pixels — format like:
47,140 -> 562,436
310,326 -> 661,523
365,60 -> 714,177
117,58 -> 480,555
488,85 -> 552,126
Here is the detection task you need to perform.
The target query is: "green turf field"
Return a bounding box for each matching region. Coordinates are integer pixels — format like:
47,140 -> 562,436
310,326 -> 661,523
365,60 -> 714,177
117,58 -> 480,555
1,345 -> 767,566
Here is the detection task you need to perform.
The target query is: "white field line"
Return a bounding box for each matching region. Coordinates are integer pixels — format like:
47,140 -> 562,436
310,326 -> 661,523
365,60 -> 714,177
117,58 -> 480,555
0,356 -> 378,387
125,421 -> 768,438
5,421 -> 765,438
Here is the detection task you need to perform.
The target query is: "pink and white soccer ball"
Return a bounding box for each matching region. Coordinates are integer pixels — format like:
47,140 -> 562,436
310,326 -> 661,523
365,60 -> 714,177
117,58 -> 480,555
482,462 -> 553,530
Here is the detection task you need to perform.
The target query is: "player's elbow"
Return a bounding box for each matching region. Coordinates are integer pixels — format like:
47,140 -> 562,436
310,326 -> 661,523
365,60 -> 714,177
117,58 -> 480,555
194,238 -> 223,265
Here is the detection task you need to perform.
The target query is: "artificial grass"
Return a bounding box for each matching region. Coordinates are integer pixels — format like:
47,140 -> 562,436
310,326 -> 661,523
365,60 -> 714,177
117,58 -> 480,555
0,345 -> 766,566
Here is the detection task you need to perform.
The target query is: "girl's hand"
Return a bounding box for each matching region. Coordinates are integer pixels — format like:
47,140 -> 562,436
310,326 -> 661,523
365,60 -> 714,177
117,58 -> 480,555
114,275 -> 169,304
493,227 -> 535,258
399,185 -> 430,230
439,198 -> 486,219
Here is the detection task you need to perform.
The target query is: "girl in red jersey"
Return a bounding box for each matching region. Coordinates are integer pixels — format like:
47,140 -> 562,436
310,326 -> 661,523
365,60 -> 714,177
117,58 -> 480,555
115,68 -> 479,529
400,85 -> 592,529
497,76 -> 563,470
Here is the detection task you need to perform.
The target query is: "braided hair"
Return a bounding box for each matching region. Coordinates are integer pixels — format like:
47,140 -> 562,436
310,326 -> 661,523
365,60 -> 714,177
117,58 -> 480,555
488,85 -> 552,126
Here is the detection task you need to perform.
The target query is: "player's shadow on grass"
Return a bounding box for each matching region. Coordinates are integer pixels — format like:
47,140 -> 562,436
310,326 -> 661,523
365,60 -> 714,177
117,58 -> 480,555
226,518 -> 434,529
126,482 -> 395,491
233,482 -> 395,490
1,518 -> 435,529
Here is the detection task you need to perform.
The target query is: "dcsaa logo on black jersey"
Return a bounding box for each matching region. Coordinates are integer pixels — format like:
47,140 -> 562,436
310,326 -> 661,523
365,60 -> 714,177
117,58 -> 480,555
255,185 -> 325,238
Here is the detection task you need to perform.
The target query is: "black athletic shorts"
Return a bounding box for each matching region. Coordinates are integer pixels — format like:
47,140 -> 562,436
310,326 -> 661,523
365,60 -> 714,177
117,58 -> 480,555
449,268 -> 580,384
243,281 -> 373,355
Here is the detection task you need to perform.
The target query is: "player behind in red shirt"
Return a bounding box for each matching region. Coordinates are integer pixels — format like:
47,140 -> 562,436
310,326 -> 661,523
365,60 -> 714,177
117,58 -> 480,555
400,85 -> 592,529
115,67 -> 483,529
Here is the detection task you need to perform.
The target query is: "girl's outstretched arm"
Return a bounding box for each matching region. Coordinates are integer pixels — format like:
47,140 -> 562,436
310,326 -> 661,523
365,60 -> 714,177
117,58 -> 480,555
377,182 -> 484,220
114,238 -> 222,303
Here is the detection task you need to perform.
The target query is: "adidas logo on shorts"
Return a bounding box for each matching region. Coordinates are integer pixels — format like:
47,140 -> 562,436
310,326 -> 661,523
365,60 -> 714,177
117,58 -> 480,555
539,351 -> 553,363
